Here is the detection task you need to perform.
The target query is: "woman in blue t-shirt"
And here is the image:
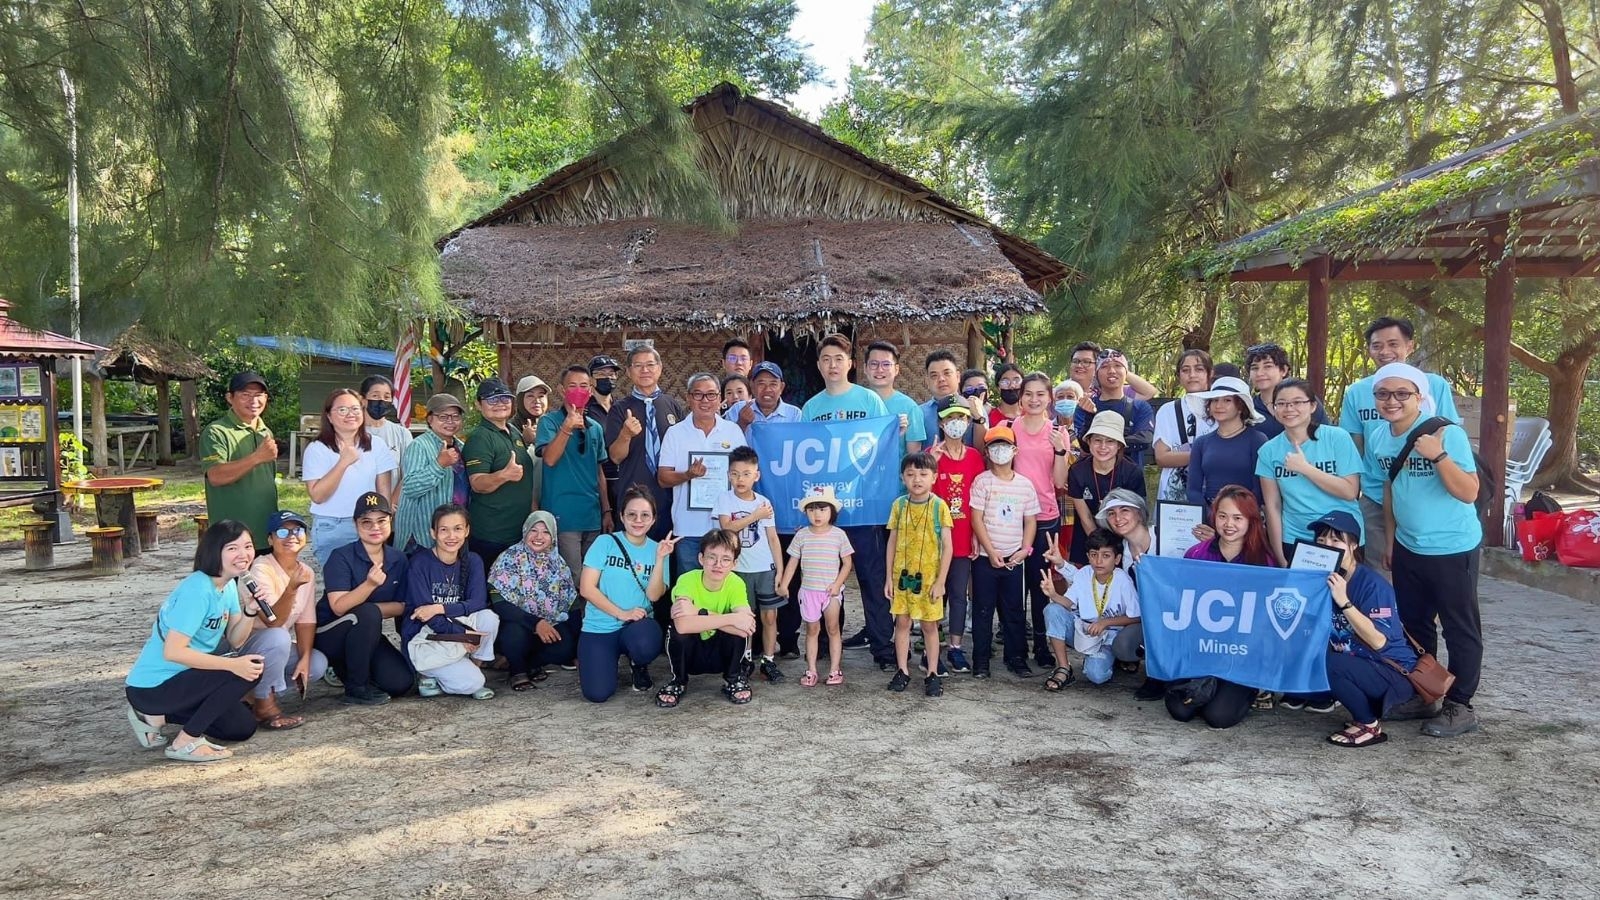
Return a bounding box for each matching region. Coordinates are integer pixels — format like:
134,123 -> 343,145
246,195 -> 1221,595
124,521 -> 272,762
1286,511 -> 1418,748
576,485 -> 676,702
1185,376 -> 1269,510
1256,378 -> 1364,565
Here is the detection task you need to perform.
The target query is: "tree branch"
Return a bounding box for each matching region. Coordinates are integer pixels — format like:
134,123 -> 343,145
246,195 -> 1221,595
1390,284 -> 1559,377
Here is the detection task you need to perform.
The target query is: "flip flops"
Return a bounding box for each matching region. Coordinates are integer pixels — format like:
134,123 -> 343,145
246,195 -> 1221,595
126,705 -> 167,749
164,738 -> 232,763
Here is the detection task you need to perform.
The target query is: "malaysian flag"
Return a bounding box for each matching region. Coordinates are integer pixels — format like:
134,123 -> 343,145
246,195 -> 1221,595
393,321 -> 417,425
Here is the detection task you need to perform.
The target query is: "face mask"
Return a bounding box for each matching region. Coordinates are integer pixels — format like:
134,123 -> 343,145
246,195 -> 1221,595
1054,400 -> 1077,419
564,388 -> 591,409
942,418 -> 970,440
999,387 -> 1022,405
987,444 -> 1016,466
593,377 -> 616,397
366,400 -> 393,420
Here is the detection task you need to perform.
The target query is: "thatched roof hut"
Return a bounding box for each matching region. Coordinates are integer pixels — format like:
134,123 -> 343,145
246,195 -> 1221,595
439,83 -> 1075,395
89,324 -> 216,467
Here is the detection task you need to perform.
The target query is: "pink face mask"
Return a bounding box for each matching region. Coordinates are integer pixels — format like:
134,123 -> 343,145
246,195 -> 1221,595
564,388 -> 591,409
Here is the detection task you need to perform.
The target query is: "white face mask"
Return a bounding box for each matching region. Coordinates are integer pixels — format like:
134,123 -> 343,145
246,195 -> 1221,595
987,444 -> 1016,466
942,418 -> 970,440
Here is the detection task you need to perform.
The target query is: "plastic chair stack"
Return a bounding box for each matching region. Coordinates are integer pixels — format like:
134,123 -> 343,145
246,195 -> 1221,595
1502,416 -> 1553,545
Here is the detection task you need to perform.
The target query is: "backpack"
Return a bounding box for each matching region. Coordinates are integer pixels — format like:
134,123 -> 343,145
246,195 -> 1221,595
1386,416 -> 1496,519
1525,490 -> 1563,519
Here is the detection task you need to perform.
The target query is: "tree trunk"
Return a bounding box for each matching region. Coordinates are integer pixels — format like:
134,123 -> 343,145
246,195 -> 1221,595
181,379 -> 200,459
1537,0 -> 1581,114
1535,346 -> 1599,492
1182,285 -> 1221,351
155,376 -> 174,465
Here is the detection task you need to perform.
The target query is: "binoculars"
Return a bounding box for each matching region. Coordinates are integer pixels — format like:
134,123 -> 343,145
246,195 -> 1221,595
898,569 -> 924,594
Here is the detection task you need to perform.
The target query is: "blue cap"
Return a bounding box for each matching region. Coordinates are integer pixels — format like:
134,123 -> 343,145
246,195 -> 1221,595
751,361 -> 784,381
266,509 -> 307,532
1309,510 -> 1361,538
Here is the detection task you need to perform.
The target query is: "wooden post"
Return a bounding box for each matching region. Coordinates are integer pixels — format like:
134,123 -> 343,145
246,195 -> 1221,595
155,375 -> 174,465
180,378 -> 199,460
21,521 -> 54,570
86,526 -> 125,574
136,509 -> 160,550
90,375 -> 108,470
1481,224 -> 1515,547
1307,256 -> 1331,398
966,317 -> 985,370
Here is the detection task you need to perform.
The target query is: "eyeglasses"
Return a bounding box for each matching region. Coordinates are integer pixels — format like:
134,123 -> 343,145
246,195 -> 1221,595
621,510 -> 653,521
332,406 -> 362,416
1373,390 -> 1417,402
431,413 -> 463,423
481,396 -> 514,405
689,391 -> 720,401
1071,358 -> 1095,367
1272,399 -> 1313,410
724,354 -> 751,363
273,526 -> 306,539
701,554 -> 737,567
998,378 -> 1023,388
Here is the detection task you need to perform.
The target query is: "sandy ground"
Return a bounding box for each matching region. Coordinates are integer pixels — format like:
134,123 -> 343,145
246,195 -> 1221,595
0,537 -> 1596,900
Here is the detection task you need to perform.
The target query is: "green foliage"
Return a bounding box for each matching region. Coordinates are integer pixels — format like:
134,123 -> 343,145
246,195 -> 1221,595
196,345 -> 304,439
58,432 -> 89,483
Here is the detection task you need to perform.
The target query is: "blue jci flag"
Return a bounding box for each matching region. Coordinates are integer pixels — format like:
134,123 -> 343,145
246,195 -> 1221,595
1137,555 -> 1333,693
748,416 -> 902,531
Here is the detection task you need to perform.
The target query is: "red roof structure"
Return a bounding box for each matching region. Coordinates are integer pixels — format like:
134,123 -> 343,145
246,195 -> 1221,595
0,299 -> 105,357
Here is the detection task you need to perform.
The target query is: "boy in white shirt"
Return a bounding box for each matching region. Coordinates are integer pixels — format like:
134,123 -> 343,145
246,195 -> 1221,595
1040,528 -> 1141,689
712,446 -> 786,682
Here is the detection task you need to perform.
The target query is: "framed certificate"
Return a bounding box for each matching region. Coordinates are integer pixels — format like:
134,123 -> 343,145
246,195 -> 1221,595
0,366 -> 16,398
686,450 -> 731,511
1289,540 -> 1342,574
16,365 -> 42,398
1156,501 -> 1205,558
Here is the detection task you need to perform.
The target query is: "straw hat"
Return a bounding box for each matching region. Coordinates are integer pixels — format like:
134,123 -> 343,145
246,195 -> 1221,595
801,484 -> 842,511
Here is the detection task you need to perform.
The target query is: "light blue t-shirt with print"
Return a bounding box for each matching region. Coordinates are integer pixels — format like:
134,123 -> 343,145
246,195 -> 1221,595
581,532 -> 660,633
1255,427 -> 1366,544
800,384 -> 887,422
878,389 -> 929,458
1364,419 -> 1481,555
126,570 -> 241,689
1340,371 -> 1459,502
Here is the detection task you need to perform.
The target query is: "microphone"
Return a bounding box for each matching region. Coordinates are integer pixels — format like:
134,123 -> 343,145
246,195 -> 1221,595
240,573 -> 277,624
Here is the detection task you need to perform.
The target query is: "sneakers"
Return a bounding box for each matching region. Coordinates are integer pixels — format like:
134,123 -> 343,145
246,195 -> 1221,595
924,674 -> 943,697
842,630 -> 870,650
1133,678 -> 1167,701
887,669 -> 912,692
777,648 -> 801,661
1280,697 -> 1308,711
948,648 -> 972,673
631,664 -> 654,692
340,684 -> 391,706
1387,695 -> 1443,721
471,686 -> 495,701
559,662 -> 578,671
417,677 -> 442,698
322,669 -> 343,688
1305,698 -> 1340,714
973,665 -> 991,680
1007,662 -> 1036,679
759,656 -> 785,683
1421,701 -> 1480,738
922,654 -> 949,677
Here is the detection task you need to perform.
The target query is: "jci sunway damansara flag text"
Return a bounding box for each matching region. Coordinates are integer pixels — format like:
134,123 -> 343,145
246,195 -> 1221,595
1137,555 -> 1333,693
748,416 -> 901,532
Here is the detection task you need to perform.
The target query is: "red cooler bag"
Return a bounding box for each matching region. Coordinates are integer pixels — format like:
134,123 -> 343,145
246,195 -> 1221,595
1515,512 -> 1565,562
1554,510 -> 1600,569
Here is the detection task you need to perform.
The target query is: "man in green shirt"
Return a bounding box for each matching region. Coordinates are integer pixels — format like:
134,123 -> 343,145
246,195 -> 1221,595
462,377 -> 534,575
200,371 -> 279,553
656,529 -> 757,708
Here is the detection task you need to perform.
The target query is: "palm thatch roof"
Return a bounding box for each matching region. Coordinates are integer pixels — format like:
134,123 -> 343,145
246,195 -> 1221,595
439,83 -> 1075,331
93,324 -> 215,383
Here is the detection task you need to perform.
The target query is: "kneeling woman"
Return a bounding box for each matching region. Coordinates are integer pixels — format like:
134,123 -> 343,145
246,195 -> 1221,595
405,504 -> 499,700
239,509 -> 326,730
124,522 -> 270,762
1167,485 -> 1279,728
658,528 -> 758,708
577,485 -> 673,702
1300,511 -> 1417,747
490,510 -> 580,691
315,491 -> 415,705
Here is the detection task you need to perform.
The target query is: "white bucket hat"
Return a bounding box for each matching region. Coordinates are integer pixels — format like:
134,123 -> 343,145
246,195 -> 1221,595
1185,375 -> 1264,425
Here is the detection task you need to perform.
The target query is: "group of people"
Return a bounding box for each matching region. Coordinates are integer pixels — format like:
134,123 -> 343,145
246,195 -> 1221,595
125,321 -> 1485,762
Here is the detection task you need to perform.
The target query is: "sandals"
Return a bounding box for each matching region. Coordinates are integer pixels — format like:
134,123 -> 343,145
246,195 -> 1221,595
825,670 -> 845,686
254,702 -> 304,731
656,683 -> 685,709
530,667 -> 550,683
1253,690 -> 1278,711
723,678 -> 754,705
164,738 -> 232,763
1044,666 -> 1075,692
509,673 -> 535,692
126,705 -> 167,749
1327,722 -> 1388,748
800,670 -> 819,687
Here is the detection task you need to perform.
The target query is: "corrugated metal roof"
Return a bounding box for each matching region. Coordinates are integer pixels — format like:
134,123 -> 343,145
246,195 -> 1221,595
237,335 -> 393,368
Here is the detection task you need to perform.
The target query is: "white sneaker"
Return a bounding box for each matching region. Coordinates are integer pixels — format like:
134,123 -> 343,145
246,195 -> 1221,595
417,676 -> 442,698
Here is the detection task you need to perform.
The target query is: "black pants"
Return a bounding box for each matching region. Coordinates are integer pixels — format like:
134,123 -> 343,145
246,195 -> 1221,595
1027,519 -> 1060,663
468,537 -> 514,581
971,557 -> 1027,668
314,602 -> 414,696
1392,543 -> 1483,705
126,668 -> 258,742
492,600 -> 578,675
1165,679 -> 1254,729
844,525 -> 891,663
666,623 -> 748,688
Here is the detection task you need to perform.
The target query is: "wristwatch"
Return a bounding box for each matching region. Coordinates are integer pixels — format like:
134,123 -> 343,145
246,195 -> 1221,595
1336,603 -> 1353,612
1430,451 -> 1449,464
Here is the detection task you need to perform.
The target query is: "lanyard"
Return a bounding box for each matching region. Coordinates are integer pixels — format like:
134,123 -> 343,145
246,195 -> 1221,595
1092,577 -> 1112,618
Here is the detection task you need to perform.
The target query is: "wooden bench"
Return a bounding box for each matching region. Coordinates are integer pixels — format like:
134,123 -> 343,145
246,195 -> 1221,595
135,510 -> 160,551
193,513 -> 209,537
86,526 -> 125,574
19,520 -> 53,570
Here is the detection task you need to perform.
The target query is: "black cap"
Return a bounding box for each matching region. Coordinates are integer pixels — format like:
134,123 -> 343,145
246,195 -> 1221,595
352,491 -> 393,517
1309,510 -> 1361,539
588,355 -> 621,375
476,377 -> 514,401
228,371 -> 269,393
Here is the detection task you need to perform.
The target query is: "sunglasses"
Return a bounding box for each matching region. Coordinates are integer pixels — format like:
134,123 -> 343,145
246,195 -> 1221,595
273,526 -> 306,539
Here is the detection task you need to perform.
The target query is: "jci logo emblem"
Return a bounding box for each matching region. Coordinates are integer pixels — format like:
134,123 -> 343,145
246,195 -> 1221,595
1266,588 -> 1308,639
847,432 -> 879,476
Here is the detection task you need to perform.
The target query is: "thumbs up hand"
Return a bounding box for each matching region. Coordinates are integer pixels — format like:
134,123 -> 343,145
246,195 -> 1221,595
623,408 -> 644,437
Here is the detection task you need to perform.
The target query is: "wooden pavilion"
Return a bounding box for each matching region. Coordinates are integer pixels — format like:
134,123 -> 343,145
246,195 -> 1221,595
90,324 -> 215,467
438,83 -> 1076,399
1194,112 -> 1600,546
